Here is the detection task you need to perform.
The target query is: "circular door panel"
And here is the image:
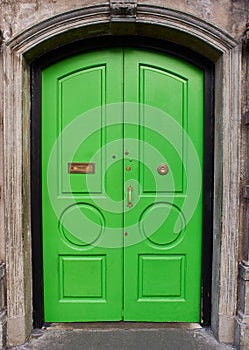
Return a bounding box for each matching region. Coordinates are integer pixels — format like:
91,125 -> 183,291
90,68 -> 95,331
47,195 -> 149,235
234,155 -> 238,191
140,203 -> 185,247
60,203 -> 104,246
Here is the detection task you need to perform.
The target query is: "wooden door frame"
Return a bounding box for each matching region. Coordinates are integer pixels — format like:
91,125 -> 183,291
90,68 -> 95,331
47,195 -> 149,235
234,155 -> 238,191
31,35 -> 214,328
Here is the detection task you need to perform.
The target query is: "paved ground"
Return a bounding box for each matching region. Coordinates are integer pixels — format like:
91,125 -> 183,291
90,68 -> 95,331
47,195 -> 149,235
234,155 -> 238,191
8,323 -> 237,350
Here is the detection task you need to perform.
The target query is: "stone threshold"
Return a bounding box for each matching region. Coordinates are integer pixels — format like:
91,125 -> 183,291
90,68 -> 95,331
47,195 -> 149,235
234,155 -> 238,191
44,322 -> 202,331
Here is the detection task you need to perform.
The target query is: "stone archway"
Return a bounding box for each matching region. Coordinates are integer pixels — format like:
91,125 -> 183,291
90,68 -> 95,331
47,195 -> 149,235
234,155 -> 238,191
1,2 -> 241,346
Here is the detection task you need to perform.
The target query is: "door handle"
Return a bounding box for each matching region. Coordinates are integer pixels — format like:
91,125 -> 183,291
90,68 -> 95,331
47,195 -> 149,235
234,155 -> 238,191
127,186 -> 133,208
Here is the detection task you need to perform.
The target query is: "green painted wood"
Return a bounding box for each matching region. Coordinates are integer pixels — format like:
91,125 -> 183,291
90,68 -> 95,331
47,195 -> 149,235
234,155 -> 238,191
42,48 -> 204,322
123,48 -> 204,322
42,49 -> 124,321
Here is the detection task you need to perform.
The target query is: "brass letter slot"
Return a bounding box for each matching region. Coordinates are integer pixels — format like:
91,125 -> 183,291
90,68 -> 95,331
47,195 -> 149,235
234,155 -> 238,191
68,162 -> 95,174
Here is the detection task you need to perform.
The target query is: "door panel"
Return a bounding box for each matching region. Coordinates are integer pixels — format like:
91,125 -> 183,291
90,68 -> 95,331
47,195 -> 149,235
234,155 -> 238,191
140,64 -> 185,193
61,65 -> 105,194
42,49 -> 124,321
123,49 -> 203,321
42,48 -> 204,322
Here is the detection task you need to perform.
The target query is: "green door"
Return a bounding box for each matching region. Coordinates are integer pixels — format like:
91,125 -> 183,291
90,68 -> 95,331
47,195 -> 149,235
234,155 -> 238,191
42,48 -> 204,322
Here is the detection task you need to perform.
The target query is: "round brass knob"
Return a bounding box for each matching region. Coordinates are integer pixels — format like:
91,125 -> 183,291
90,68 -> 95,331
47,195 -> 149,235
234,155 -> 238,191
157,163 -> 169,175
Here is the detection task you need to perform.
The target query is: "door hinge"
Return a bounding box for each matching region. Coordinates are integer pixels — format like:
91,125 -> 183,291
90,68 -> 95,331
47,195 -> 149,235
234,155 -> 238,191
243,185 -> 249,199
244,111 -> 249,125
243,23 -> 249,48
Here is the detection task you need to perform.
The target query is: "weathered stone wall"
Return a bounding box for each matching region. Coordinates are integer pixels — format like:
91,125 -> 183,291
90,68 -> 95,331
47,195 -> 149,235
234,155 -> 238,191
0,0 -> 248,41
0,0 -> 249,349
0,263 -> 6,350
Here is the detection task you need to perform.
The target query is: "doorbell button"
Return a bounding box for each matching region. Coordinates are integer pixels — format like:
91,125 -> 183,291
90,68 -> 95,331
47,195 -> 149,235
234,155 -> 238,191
157,163 -> 169,175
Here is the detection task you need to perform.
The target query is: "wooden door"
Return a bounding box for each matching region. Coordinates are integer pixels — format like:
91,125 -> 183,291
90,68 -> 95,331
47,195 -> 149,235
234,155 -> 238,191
42,48 -> 204,322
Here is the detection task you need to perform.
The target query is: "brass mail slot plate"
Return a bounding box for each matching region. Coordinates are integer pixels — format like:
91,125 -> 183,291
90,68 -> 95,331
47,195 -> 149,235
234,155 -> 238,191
68,162 -> 95,174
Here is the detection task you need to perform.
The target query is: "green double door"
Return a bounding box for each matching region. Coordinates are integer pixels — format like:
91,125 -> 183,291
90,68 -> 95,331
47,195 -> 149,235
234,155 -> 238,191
42,48 -> 204,322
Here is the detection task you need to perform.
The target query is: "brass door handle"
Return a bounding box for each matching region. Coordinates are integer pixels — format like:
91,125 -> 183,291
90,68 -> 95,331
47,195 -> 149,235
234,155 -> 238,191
127,186 -> 133,208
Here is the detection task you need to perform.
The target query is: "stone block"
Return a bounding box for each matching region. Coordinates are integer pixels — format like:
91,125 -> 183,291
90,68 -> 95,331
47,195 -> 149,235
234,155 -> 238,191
235,261 -> 249,349
0,262 -> 6,350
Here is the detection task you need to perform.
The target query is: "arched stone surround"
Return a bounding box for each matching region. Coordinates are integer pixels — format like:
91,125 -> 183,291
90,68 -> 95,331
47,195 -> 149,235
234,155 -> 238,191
1,3 -> 241,346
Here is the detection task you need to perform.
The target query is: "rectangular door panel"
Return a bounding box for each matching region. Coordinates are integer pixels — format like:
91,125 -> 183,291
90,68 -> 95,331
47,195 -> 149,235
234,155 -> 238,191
138,255 -> 186,300
139,64 -> 187,193
60,65 -> 106,194
59,255 -> 106,300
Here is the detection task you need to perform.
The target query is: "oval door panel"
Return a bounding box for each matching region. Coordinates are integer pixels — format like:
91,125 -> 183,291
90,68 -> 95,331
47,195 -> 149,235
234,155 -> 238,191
140,203 -> 185,246
60,204 -> 104,246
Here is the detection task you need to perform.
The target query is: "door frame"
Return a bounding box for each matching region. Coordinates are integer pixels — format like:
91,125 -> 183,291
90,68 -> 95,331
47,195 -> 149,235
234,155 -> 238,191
31,35 -> 214,328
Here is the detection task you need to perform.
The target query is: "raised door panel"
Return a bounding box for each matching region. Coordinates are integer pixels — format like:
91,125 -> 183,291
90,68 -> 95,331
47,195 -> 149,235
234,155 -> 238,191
139,64 -> 186,193
60,65 -> 105,194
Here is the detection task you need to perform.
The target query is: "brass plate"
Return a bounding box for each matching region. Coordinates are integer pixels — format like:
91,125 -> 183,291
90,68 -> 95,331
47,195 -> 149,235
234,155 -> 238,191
68,162 -> 95,174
